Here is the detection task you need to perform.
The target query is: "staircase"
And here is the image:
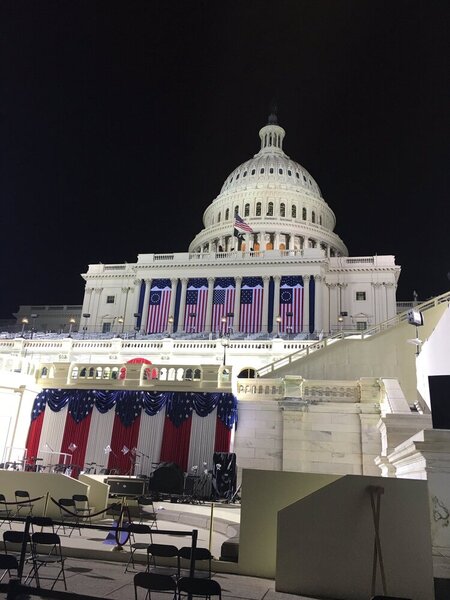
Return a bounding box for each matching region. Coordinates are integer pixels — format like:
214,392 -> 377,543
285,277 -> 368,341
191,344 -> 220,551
257,290 -> 450,377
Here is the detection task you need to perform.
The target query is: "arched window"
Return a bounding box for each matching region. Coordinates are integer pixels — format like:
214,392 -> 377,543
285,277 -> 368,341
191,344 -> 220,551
237,368 -> 256,378
176,368 -> 184,381
103,367 -> 110,379
292,205 -> 297,218
267,202 -> 274,216
185,368 -> 193,380
119,367 -> 127,380
194,368 -> 201,380
95,367 -> 102,379
319,215 -> 322,225
280,203 -> 286,217
159,368 -> 167,380
302,207 -> 307,220
234,205 -> 239,215
168,368 -> 176,381
71,367 -> 79,380
244,203 -> 250,217
256,202 -> 261,216
312,211 -> 316,223
225,208 -> 229,220
41,366 -> 48,378
111,367 -> 119,380
218,212 -> 221,222
79,367 -> 87,378
88,367 -> 95,378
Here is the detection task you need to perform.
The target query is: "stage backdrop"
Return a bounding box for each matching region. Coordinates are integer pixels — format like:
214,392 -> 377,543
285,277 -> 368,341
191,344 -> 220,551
26,389 -> 238,477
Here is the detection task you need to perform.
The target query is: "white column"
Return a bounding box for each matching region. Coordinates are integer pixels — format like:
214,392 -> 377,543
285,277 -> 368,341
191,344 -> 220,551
328,283 -> 338,332
314,276 -> 323,333
168,278 -> 178,322
141,279 -> 152,333
134,279 -> 142,314
205,277 -> 215,333
303,275 -> 310,334
273,275 -> 281,331
92,288 -> 103,332
177,278 -> 188,333
233,276 -> 242,332
323,281 -> 330,334
261,275 -> 270,333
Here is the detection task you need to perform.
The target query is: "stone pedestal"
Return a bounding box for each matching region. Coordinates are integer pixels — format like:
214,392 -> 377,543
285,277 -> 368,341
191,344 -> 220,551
387,428 -> 450,578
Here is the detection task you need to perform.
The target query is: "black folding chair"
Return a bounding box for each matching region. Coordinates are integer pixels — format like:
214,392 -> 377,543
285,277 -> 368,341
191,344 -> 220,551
146,543 -> 178,577
0,494 -> 13,529
177,546 -> 212,579
0,553 -> 19,583
125,523 -> 154,573
3,530 -> 33,578
31,516 -> 56,534
134,571 -> 177,600
29,531 -> 67,590
177,577 -> 222,599
137,496 -> 158,529
14,490 -> 34,518
72,494 -> 94,525
57,498 -> 81,536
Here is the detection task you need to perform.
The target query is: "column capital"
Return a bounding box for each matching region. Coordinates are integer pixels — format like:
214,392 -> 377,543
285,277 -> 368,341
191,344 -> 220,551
208,277 -> 215,285
235,276 -> 242,284
121,286 -> 132,293
133,279 -> 141,286
314,275 -> 323,282
273,275 -> 281,283
303,275 -> 311,282
263,275 -> 270,283
94,287 -> 102,294
144,278 -> 152,284
180,277 -> 188,285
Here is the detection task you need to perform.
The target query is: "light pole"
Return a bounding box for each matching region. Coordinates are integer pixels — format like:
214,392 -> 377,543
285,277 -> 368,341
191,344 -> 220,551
338,315 -> 344,333
117,317 -> 124,337
167,315 -> 174,337
276,315 -> 282,338
221,336 -> 230,366
82,313 -> 90,339
30,313 -> 38,339
68,318 -> 76,337
20,317 -> 29,337
221,315 -> 227,337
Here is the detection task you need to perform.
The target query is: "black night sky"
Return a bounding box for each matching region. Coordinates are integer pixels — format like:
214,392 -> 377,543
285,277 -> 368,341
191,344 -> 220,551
0,1 -> 448,318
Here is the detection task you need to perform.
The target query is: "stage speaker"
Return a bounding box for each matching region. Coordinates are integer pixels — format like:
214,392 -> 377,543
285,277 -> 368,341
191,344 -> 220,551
212,452 -> 237,500
148,462 -> 184,494
429,375 -> 450,429
106,478 -> 147,497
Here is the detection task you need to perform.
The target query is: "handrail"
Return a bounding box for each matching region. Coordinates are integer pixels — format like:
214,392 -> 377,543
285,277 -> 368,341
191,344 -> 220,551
257,290 -> 450,377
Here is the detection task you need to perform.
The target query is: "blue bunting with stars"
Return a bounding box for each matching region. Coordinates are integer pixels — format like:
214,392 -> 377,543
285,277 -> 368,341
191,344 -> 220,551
30,389 -> 238,430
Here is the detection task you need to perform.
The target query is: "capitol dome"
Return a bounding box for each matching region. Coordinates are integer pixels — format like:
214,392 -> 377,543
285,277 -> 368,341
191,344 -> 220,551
189,114 -> 348,257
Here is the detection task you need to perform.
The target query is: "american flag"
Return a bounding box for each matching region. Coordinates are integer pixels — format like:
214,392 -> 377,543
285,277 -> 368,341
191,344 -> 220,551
239,277 -> 263,333
211,278 -> 236,334
279,276 -> 303,333
146,279 -> 172,333
234,214 -> 253,233
184,278 -> 208,333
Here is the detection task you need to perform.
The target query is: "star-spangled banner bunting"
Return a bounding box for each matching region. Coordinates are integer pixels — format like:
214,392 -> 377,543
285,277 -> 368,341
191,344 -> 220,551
30,389 -> 238,430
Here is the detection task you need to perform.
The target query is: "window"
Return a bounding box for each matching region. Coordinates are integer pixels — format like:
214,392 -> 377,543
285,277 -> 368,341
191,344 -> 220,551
243,171 -> 247,177
106,296 -> 115,304
292,205 -> 297,218
251,169 -> 255,175
225,208 -> 229,220
269,167 -> 274,174
356,321 -> 367,330
312,211 -> 316,223
279,168 -> 283,175
356,292 -> 366,301
302,207 -> 307,220
280,203 -> 286,217
303,174 -> 307,182
234,205 -> 239,215
236,173 -> 240,180
102,322 -> 111,333
288,169 -> 292,176
218,212 -> 221,222
260,168 -> 265,174
244,203 -> 250,217
296,172 -> 300,179
267,202 -> 274,216
256,202 -> 262,216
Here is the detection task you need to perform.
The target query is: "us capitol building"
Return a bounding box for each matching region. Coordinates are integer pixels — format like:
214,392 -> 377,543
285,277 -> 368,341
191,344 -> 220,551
1,114 -> 442,487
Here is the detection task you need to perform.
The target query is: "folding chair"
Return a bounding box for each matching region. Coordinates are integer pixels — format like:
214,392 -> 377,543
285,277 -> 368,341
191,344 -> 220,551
134,571 -> 177,600
29,531 -> 67,590
31,516 -> 56,534
137,496 -> 158,529
3,530 -> 33,578
0,494 -> 13,529
57,498 -> 81,536
14,490 -> 34,518
146,543 -> 178,577
0,553 -> 19,582
72,494 -> 94,525
177,546 -> 212,579
124,523 -> 154,573
177,577 -> 222,600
